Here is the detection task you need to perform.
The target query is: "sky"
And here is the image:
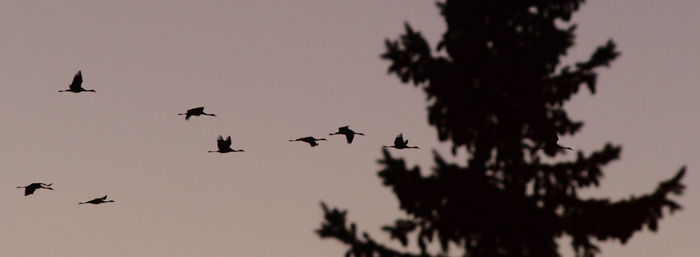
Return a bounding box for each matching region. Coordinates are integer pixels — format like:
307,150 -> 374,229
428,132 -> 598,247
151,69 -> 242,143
0,1 -> 698,257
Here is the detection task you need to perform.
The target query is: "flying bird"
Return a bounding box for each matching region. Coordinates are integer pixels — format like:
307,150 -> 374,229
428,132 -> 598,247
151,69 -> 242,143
537,133 -> 573,152
79,195 -> 115,205
329,126 -> 365,144
178,107 -> 216,120
17,183 -> 53,196
383,134 -> 419,149
59,70 -> 96,93
208,135 -> 245,153
289,136 -> 327,147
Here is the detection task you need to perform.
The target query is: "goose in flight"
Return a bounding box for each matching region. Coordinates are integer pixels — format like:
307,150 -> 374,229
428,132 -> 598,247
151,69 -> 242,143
383,134 -> 419,149
208,135 -> 245,153
17,183 -> 53,196
79,195 -> 115,205
329,126 -> 365,144
179,107 -> 216,120
59,70 -> 96,93
290,136 -> 326,147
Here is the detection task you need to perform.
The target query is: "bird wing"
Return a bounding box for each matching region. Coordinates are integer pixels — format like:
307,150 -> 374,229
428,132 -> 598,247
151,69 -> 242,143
190,107 -> 205,114
24,187 -> 35,195
69,70 -> 83,90
339,126 -> 350,132
346,133 -> 354,144
225,136 -> 232,147
216,135 -> 226,150
100,195 -> 108,200
394,134 -> 404,146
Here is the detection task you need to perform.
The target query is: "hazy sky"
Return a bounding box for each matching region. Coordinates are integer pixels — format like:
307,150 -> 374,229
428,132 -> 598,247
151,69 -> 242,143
0,1 -> 698,257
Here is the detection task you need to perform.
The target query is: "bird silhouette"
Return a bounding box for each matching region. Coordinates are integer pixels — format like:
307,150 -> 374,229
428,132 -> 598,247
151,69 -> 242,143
383,134 -> 419,149
178,107 -> 216,120
17,183 -> 53,196
208,135 -> 245,153
329,126 -> 365,144
79,195 -> 115,205
290,136 -> 327,147
59,70 -> 96,93
536,132 -> 573,153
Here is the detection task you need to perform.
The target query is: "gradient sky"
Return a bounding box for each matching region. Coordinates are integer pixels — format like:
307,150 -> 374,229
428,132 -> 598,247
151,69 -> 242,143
0,1 -> 698,256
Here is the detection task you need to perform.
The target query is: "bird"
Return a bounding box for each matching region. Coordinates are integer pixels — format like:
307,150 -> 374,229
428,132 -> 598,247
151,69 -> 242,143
208,135 -> 245,153
79,195 -> 115,205
59,70 -> 96,93
383,134 -> 419,149
329,126 -> 365,144
536,132 -> 573,153
17,183 -> 53,196
290,136 -> 327,147
178,107 -> 216,120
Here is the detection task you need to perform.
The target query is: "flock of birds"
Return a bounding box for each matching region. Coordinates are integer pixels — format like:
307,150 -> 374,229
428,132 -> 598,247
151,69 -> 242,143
17,70 -> 427,203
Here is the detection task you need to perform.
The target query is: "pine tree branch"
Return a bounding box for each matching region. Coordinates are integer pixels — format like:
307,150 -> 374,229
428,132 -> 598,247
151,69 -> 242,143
564,166 -> 686,254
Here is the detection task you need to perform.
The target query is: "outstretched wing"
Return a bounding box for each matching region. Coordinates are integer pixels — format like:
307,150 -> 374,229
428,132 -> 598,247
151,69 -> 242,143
100,195 -> 108,200
189,107 -> 205,114
24,187 -> 35,195
394,134 -> 403,146
346,133 -> 354,144
69,70 -> 83,90
225,136 -> 232,147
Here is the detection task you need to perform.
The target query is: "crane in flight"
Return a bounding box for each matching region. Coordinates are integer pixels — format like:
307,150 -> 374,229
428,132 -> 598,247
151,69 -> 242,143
536,132 -> 573,153
383,134 -> 419,149
17,183 -> 53,196
59,70 -> 96,93
329,126 -> 365,144
290,136 -> 327,147
208,135 -> 245,153
178,107 -> 216,120
79,195 -> 115,205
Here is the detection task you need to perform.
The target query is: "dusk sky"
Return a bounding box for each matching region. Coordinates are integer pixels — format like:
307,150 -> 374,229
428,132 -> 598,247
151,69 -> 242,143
1,1 -> 698,256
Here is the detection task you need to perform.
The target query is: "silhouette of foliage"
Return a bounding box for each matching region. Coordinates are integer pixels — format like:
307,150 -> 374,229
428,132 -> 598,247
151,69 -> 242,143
317,1 -> 685,257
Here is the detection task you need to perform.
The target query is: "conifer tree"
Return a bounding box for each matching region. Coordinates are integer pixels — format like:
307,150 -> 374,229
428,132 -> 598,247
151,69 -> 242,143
317,1 -> 686,257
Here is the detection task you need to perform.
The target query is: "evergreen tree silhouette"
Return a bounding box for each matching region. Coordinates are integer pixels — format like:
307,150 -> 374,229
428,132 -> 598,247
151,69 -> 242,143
317,1 -> 686,257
